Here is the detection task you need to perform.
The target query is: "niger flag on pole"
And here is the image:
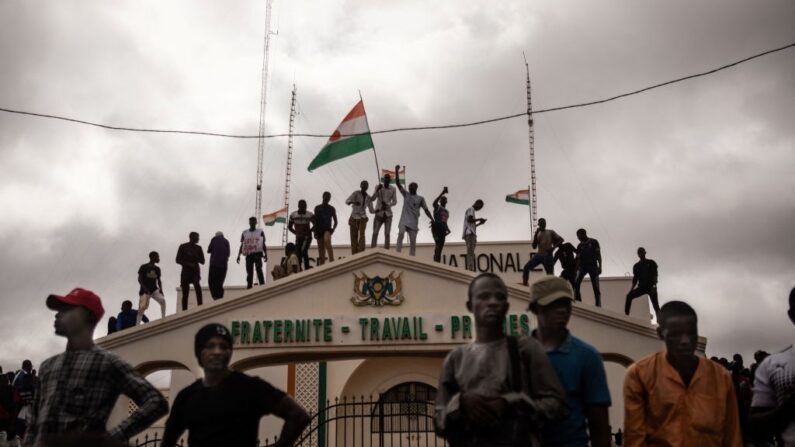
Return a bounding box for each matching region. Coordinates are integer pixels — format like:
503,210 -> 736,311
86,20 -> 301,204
262,207 -> 288,226
308,100 -> 374,171
505,189 -> 530,205
381,167 -> 405,185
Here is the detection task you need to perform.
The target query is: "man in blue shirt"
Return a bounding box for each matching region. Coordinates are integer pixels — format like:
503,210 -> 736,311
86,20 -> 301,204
528,276 -> 612,446
116,300 -> 147,331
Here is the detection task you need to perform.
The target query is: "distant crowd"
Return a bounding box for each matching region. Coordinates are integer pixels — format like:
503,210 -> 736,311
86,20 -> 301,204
114,164 -> 662,331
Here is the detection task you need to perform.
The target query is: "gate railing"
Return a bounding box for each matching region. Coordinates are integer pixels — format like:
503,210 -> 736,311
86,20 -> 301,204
128,395 -> 447,447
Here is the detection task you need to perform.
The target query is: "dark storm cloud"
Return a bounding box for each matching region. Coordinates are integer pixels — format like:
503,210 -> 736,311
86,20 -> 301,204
1,0 -> 793,370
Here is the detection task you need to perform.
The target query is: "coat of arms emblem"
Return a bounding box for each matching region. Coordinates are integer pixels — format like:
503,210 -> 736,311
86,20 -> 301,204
351,271 -> 404,307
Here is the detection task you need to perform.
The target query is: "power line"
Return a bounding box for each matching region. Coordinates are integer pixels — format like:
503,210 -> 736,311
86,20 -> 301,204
0,42 -> 792,139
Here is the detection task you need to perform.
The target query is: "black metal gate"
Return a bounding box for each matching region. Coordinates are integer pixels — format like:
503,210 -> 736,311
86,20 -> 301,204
128,395 -> 448,447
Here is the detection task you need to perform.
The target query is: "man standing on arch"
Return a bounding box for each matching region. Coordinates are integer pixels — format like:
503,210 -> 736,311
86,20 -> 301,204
625,247 -> 660,319
522,218 -> 564,286
369,174 -> 397,249
237,217 -> 267,289
463,199 -> 486,272
313,192 -> 338,265
574,228 -> 602,307
176,232 -> 204,311
287,200 -> 314,271
394,165 -> 434,257
345,180 -> 370,255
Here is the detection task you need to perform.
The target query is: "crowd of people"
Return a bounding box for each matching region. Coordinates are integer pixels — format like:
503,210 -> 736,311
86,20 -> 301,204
1,283 -> 793,446
112,163 -> 668,329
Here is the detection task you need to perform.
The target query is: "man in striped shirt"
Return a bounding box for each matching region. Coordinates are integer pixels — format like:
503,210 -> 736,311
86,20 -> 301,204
24,288 -> 168,447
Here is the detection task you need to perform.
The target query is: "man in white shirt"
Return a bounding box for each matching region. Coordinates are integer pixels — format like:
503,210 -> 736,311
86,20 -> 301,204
369,174 -> 398,249
394,165 -> 434,256
288,200 -> 314,271
237,217 -> 268,289
345,181 -> 370,255
463,200 -> 486,272
750,287 -> 795,444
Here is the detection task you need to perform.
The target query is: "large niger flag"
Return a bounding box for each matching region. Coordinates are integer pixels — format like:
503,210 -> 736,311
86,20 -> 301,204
308,100 -> 374,171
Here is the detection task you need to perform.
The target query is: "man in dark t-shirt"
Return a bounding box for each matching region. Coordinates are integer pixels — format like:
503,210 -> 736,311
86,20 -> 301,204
554,243 -> 577,291
176,232 -> 205,310
137,251 -> 165,325
161,324 -> 309,447
573,228 -> 602,307
625,247 -> 660,319
313,191 -> 338,266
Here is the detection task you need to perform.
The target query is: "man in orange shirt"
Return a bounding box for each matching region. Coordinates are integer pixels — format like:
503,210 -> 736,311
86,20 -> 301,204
623,301 -> 741,446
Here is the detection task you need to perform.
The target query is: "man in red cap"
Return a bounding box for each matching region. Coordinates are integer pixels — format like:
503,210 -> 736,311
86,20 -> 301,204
23,288 -> 168,447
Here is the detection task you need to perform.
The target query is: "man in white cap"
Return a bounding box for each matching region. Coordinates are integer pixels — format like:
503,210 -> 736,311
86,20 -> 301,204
25,288 -> 168,447
528,276 -> 612,446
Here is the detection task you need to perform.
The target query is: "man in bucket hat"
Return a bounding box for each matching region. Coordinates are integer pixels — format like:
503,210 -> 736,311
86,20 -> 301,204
528,276 -> 612,446
24,288 -> 168,447
161,323 -> 310,447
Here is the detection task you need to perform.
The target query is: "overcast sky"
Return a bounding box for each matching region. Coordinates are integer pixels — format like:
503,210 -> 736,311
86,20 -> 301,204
1,0 -> 793,371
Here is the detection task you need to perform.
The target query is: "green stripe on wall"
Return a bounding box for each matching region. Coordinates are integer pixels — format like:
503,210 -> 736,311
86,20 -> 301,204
317,361 -> 327,447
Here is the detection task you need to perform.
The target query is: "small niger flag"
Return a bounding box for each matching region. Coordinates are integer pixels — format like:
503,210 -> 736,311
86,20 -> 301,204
380,167 -> 406,185
505,189 -> 530,205
308,100 -> 374,171
262,207 -> 288,226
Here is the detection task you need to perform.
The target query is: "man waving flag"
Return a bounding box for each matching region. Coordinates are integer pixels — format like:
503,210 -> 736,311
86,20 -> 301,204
308,100 -> 375,172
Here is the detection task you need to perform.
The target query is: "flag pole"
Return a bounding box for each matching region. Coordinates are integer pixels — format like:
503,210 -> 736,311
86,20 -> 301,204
358,90 -> 381,183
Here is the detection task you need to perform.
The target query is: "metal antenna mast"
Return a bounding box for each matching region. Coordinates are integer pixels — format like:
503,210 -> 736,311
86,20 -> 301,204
281,85 -> 297,246
254,0 -> 275,221
523,52 -> 538,238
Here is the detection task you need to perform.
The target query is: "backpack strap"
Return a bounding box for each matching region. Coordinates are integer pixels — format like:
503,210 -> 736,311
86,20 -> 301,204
507,336 -> 522,392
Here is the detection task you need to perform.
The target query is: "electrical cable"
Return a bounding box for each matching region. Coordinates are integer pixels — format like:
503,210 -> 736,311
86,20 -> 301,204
1,42 -> 791,139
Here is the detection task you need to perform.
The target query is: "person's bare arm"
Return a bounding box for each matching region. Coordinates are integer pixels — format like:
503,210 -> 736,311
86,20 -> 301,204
422,201 -> 434,223
237,235 -> 244,264
585,406 -> 611,447
331,207 -> 338,232
394,165 -> 405,194
433,189 -> 446,208
288,217 -> 296,235
271,396 -> 311,447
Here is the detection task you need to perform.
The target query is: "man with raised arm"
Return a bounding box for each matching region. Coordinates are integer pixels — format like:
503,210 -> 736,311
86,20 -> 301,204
463,199 -> 486,271
394,165 -> 434,257
522,218 -> 563,286
431,187 -> 451,263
